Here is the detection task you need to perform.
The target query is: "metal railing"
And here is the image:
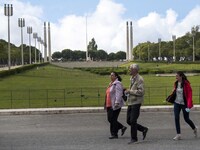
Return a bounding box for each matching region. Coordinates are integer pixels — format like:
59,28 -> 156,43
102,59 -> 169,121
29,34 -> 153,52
0,86 -> 200,109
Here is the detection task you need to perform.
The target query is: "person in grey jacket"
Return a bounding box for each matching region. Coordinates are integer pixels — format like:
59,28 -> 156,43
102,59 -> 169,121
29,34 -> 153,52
125,64 -> 148,144
105,72 -> 127,139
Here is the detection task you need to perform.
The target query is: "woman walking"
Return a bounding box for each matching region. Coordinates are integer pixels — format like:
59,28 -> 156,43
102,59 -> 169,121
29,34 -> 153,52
105,72 -> 127,139
172,71 -> 198,140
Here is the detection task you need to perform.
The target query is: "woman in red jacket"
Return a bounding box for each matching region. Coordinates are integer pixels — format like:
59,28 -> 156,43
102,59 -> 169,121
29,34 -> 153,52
173,71 -> 198,140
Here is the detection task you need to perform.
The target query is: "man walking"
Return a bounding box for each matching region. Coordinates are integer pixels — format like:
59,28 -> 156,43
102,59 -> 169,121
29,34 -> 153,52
125,64 -> 148,144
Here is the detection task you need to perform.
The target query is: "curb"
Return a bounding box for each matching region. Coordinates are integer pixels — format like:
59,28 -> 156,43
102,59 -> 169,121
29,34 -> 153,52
0,105 -> 199,116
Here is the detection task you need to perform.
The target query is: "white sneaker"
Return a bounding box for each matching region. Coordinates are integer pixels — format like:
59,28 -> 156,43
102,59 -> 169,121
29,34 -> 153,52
173,134 -> 181,140
194,127 -> 198,138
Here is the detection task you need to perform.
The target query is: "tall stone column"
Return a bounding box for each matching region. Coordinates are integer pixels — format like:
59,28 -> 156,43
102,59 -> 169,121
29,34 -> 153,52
130,21 -> 133,60
48,22 -> 52,63
126,21 -> 129,61
44,22 -> 47,62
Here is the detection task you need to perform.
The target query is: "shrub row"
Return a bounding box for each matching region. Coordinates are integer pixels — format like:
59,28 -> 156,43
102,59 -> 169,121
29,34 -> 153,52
76,67 -> 200,75
0,63 -> 49,78
76,67 -> 128,75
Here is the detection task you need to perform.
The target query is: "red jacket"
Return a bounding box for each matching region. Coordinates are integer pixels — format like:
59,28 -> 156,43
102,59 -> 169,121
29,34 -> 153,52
174,80 -> 193,109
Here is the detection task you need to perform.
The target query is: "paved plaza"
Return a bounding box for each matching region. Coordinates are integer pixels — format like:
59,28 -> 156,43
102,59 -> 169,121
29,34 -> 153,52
0,109 -> 199,150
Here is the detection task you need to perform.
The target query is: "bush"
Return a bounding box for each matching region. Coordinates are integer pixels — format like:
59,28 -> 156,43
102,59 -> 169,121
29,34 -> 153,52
0,63 -> 49,78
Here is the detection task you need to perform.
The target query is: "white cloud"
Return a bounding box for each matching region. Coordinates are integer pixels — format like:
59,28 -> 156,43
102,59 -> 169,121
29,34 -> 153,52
52,0 -> 126,53
134,6 -> 200,43
0,0 -> 43,47
0,0 -> 200,55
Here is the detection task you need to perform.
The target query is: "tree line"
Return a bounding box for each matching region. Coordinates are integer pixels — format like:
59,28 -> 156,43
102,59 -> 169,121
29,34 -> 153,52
133,27 -> 200,61
52,38 -> 126,61
0,39 -> 41,66
1,26 -> 200,64
52,27 -> 200,62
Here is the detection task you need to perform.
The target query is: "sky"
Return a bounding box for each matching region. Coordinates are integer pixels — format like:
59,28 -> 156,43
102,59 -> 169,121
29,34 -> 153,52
0,0 -> 200,54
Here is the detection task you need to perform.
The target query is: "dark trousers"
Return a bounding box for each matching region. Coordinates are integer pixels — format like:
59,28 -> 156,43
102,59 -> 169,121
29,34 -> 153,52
107,107 -> 123,136
174,102 -> 196,134
127,104 -> 147,141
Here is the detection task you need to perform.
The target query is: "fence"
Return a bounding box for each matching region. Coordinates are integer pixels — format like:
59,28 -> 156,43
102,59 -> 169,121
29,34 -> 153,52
0,86 -> 200,109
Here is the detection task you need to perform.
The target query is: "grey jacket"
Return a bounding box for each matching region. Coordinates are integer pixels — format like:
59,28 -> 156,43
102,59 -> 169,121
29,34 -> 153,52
127,74 -> 145,106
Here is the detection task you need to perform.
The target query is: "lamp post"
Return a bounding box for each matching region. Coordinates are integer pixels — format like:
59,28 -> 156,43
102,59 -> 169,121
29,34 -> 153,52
4,4 -> 13,70
192,34 -> 195,62
138,43 -> 141,61
191,28 -> 196,62
48,22 -> 52,63
27,26 -> 32,64
85,16 -> 89,61
37,37 -> 41,63
43,22 -> 47,62
158,38 -> 161,60
172,35 -> 176,62
18,18 -> 25,66
147,41 -> 150,61
33,33 -> 38,63
40,39 -> 44,62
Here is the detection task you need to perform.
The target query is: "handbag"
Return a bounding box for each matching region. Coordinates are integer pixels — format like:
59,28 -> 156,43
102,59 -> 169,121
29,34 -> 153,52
166,90 -> 176,103
122,89 -> 128,101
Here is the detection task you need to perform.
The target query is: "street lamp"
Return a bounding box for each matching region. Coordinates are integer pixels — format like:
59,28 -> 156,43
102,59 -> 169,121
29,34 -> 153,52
191,27 -> 196,62
18,18 -> 25,66
85,16 -> 88,61
147,41 -> 150,61
48,22 -> 52,63
172,35 -> 176,62
40,39 -> 44,62
138,43 -> 141,61
4,4 -> 13,70
37,37 -> 41,63
33,33 -> 38,63
158,38 -> 161,60
27,26 -> 32,64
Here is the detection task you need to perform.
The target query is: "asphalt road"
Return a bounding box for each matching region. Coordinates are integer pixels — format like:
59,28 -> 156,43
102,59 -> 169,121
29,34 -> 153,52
0,111 -> 199,150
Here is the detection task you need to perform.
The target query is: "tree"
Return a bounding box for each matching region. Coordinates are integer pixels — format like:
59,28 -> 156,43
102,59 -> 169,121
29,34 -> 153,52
62,49 -> 73,60
96,50 -> 108,60
108,53 -> 116,60
115,51 -> 126,60
73,50 -> 85,60
52,51 -> 62,60
88,38 -> 98,51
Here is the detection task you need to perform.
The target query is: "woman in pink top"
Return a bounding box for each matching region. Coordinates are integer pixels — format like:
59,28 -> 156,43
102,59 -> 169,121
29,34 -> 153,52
105,72 -> 127,139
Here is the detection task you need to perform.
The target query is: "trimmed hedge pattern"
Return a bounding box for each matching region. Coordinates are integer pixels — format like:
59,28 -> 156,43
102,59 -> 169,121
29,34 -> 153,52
76,67 -> 200,75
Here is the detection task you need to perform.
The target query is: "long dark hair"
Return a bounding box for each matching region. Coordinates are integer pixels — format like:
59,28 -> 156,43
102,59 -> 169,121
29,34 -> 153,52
112,72 -> 122,82
177,71 -> 188,81
175,71 -> 188,88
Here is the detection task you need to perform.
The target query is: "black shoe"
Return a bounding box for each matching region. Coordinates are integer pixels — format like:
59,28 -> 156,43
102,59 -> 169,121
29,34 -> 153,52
109,135 -> 118,139
121,126 -> 127,136
143,128 -> 148,140
128,139 -> 138,144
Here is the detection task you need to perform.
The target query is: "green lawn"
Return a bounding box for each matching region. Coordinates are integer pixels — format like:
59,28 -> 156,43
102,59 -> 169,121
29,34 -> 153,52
121,62 -> 200,71
0,64 -> 199,109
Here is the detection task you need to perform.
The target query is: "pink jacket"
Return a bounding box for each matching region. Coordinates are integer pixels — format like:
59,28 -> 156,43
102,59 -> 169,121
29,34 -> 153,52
108,79 -> 124,110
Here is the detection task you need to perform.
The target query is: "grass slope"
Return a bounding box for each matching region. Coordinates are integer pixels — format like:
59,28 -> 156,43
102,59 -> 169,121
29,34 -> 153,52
0,64 -> 199,108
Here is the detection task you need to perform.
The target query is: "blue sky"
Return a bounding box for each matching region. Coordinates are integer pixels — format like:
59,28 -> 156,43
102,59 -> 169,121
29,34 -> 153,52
1,0 -> 200,54
18,0 -> 200,22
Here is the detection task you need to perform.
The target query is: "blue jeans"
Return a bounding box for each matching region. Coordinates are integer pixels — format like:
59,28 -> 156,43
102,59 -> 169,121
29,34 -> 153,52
174,102 -> 195,134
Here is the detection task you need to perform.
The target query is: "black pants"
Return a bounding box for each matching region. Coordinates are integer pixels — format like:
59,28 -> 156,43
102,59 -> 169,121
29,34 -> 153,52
174,102 -> 196,134
107,107 -> 123,136
127,104 -> 147,141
